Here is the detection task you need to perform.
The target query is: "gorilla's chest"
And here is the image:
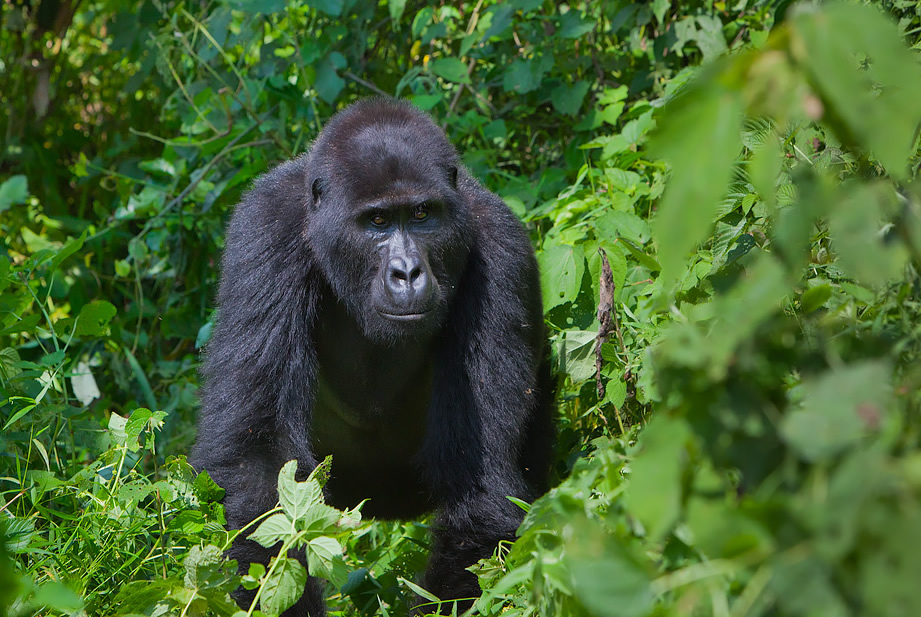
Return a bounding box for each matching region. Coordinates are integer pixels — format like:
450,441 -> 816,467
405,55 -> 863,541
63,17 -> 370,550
310,363 -> 431,465
308,359 -> 435,517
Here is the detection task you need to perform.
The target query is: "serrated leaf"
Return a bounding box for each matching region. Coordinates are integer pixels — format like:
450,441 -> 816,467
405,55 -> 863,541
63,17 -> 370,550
249,513 -> 297,548
651,72 -> 742,284
306,536 -> 348,587
260,557 -> 307,615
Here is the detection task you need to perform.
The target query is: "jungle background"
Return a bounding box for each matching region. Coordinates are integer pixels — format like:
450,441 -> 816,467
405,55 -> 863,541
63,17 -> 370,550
3,0 -> 921,615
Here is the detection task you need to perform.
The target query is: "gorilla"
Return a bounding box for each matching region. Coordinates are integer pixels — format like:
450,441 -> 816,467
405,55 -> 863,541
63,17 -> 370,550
191,98 -> 553,615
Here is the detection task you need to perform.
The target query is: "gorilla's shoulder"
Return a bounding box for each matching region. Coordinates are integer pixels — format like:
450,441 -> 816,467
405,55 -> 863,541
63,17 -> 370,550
228,154 -> 310,239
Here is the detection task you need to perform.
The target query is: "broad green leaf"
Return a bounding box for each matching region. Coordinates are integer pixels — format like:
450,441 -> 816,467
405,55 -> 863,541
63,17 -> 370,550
651,74 -> 742,284
306,0 -> 342,16
551,81 -> 589,116
260,557 -> 308,615
781,361 -> 891,462
792,4 -> 921,180
411,7 -> 433,39
122,408 -> 151,452
568,517 -> 654,617
108,413 -> 129,447
4,517 -> 35,552
801,283 -> 832,313
557,330 -> 596,384
74,300 -> 117,336
249,513 -> 297,547
558,10 -> 595,39
277,460 -> 317,520
388,0 -> 406,22
538,242 -> 585,310
193,470 -> 225,503
624,415 -> 690,541
0,175 -> 28,212
594,210 -> 651,245
694,15 -> 728,62
828,182 -> 907,285
686,498 -> 774,559
430,58 -> 470,84
32,582 -> 84,612
749,133 -> 781,210
306,536 -> 348,587
705,255 -> 788,375
315,52 -> 346,103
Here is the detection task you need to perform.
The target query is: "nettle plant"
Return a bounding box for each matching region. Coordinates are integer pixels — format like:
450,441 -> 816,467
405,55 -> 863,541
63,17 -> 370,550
472,4 -> 921,617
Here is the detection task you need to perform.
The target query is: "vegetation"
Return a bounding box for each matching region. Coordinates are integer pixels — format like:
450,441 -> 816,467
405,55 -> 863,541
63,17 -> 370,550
2,0 -> 921,615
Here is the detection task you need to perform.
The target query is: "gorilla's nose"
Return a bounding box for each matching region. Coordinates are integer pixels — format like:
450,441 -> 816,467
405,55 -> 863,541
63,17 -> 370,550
386,254 -> 429,303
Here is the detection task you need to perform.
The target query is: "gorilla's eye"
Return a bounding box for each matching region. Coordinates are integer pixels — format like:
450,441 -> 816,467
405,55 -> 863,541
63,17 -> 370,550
412,205 -> 429,221
370,211 -> 389,226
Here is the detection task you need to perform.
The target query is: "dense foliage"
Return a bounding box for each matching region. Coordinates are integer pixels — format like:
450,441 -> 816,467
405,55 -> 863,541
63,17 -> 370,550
2,0 -> 921,615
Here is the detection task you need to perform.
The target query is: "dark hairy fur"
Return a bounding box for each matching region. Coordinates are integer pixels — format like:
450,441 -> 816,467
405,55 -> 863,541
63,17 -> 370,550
191,99 -> 553,615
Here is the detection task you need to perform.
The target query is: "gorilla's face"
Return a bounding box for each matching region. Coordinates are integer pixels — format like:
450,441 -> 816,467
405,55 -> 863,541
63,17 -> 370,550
303,106 -> 473,344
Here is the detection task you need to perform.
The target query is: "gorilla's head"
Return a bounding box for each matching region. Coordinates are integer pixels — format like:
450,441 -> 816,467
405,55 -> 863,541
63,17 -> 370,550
303,99 -> 474,343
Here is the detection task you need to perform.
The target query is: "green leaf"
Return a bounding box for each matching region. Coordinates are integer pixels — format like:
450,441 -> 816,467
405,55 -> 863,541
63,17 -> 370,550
221,0 -> 285,12
33,582 -> 84,612
558,10 -> 595,39
315,52 -> 346,103
4,517 -> 35,552
801,284 -> 832,313
0,175 -> 28,212
249,513 -> 297,548
694,15 -> 728,62
551,81 -> 589,116
411,7 -> 434,39
277,459 -> 325,521
261,557 -> 308,615
567,517 -> 654,617
828,182 -> 907,285
781,361 -> 892,462
306,536 -> 348,587
307,0 -> 342,16
624,416 -> 690,541
388,0 -> 407,22
122,408 -> 151,452
594,210 -> 652,245
430,58 -> 470,84
557,330 -> 596,384
193,470 -> 226,503
791,4 -> 921,180
74,300 -> 116,337
651,73 -> 742,284
538,242 -> 585,310
687,497 -> 774,559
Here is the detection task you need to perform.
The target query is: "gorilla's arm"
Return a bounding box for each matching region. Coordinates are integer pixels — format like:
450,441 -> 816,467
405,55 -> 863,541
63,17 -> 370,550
191,157 -> 321,552
420,174 -> 550,599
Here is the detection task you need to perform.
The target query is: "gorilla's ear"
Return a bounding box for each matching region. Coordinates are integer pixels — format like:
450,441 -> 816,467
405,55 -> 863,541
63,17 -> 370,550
311,177 -> 324,207
448,166 -> 458,188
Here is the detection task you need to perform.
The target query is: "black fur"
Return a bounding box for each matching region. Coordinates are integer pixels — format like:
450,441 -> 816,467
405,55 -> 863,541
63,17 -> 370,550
191,98 -> 553,615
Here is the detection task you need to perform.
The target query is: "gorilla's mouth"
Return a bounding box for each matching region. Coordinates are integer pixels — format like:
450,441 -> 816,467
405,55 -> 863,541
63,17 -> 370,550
379,311 -> 429,322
